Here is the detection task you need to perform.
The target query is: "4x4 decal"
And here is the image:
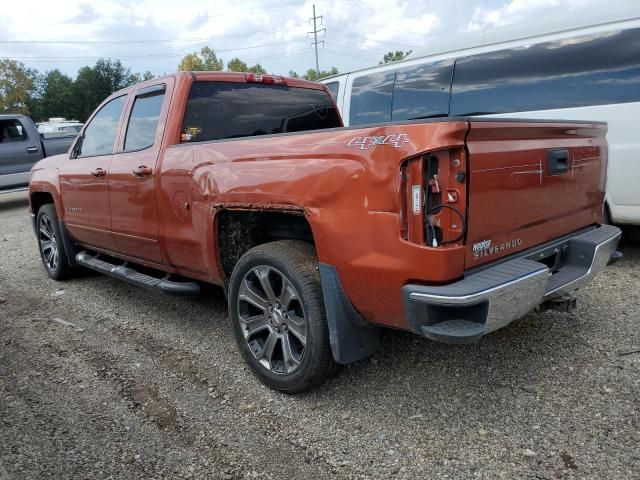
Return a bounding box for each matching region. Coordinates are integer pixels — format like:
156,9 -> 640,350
347,133 -> 410,150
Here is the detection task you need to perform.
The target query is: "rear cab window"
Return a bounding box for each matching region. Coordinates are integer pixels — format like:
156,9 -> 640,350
181,82 -> 341,143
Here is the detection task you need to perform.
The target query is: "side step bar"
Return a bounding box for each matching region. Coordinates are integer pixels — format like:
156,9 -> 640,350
75,251 -> 200,297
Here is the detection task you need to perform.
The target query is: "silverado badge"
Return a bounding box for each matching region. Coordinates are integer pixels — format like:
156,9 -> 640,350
472,238 -> 523,259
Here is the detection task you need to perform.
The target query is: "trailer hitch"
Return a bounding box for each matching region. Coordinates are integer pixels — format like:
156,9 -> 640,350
538,294 -> 577,314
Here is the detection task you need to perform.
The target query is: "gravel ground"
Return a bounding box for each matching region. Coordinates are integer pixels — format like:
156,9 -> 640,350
1,191 -> 639,479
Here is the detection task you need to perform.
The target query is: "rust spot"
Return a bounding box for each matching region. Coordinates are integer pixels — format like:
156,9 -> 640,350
212,202 -> 306,215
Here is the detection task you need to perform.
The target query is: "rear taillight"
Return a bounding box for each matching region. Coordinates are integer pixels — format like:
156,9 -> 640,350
245,73 -> 287,85
401,148 -> 467,247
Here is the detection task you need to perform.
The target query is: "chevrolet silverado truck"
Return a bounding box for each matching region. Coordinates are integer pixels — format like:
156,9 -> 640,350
28,72 -> 622,392
0,114 -> 76,193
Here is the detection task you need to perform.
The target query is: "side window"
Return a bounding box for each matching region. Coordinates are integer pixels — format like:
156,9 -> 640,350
76,96 -> 126,158
392,60 -> 453,120
349,71 -> 395,126
0,119 -> 27,142
124,88 -> 165,151
325,81 -> 339,101
451,27 -> 640,115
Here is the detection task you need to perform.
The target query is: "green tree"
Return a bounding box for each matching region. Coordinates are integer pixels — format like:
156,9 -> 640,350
379,50 -> 412,64
70,59 -> 135,121
247,63 -> 266,74
38,70 -> 75,121
287,70 -> 300,79
178,46 -> 224,71
0,59 -> 34,114
227,57 -> 248,72
130,70 -> 155,83
226,58 -> 266,74
302,66 -> 338,81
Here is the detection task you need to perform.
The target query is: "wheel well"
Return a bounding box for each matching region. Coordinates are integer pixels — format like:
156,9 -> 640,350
217,209 -> 314,278
31,191 -> 54,213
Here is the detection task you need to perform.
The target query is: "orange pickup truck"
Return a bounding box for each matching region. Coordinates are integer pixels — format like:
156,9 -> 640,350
29,72 -> 622,392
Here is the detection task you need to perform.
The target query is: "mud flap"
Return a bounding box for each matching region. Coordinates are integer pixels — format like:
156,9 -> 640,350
59,221 -> 80,267
318,263 -> 380,364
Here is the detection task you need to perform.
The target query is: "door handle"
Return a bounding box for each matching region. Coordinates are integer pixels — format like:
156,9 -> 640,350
27,146 -> 39,153
548,149 -> 570,176
91,168 -> 106,177
133,165 -> 153,177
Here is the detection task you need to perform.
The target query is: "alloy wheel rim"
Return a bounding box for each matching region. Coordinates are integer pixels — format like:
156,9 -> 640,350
39,214 -> 59,272
237,265 -> 307,375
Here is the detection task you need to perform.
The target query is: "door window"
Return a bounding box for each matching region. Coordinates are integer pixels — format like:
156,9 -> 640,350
325,81 -> 339,101
76,96 -> 126,158
0,119 -> 27,142
451,27 -> 640,115
392,60 -> 453,120
124,88 -> 165,151
348,71 -> 395,126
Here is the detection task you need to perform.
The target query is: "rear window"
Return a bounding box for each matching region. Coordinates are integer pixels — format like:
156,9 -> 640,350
125,88 -> 165,151
181,82 -> 341,143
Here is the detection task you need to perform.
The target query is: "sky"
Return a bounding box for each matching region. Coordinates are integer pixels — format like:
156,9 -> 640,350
0,0 -> 637,78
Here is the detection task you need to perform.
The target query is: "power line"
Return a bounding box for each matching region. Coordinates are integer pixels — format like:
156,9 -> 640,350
323,40 -> 387,55
308,4 -> 325,76
5,46 -> 313,65
325,25 -> 419,48
0,26 -> 305,45
12,4 -> 307,21
5,39 -> 310,61
323,48 -> 380,64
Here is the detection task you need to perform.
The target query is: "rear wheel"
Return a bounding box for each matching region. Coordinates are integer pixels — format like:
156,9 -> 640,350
228,240 -> 338,393
36,204 -> 73,280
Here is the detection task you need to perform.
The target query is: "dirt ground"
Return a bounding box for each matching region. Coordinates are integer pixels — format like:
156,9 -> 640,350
1,191 -> 639,479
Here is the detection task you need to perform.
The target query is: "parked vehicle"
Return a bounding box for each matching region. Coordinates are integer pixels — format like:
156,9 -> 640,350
0,114 -> 76,193
28,72 -> 621,392
322,13 -> 640,226
37,118 -> 84,139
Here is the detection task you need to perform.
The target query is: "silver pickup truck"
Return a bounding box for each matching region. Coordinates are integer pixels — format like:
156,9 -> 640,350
0,114 -> 77,193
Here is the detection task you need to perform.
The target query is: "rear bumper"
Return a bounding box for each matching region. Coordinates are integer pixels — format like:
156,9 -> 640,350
402,225 -> 621,344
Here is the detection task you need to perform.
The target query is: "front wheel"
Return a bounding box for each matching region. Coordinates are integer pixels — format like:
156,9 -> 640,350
36,204 -> 73,280
228,240 -> 338,393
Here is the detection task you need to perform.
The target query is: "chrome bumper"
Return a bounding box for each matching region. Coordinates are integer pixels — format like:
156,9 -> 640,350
402,225 -> 622,344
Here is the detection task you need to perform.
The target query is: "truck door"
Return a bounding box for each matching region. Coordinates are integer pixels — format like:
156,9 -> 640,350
0,117 -> 41,188
107,83 -> 169,264
59,95 -> 127,251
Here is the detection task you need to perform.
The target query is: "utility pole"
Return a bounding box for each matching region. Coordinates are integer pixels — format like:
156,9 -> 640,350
308,4 -> 325,78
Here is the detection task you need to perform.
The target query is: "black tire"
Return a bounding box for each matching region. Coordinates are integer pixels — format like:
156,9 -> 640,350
620,226 -> 640,246
36,204 -> 73,280
228,240 -> 338,393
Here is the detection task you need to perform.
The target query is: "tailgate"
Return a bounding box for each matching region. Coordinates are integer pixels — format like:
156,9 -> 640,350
465,120 -> 607,268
